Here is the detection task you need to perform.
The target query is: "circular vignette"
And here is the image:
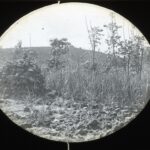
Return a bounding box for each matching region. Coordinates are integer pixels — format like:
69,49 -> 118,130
0,2 -> 150,143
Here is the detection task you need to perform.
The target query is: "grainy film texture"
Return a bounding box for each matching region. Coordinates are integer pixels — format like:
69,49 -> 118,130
0,3 -> 149,142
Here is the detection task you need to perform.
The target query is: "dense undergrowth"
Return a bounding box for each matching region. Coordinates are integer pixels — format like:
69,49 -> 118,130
0,31 -> 149,141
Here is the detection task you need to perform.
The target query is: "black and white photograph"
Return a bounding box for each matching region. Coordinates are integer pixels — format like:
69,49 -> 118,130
0,1 -> 149,146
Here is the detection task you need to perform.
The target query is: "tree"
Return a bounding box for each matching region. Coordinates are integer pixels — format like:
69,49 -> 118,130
48,38 -> 70,71
133,35 -> 145,79
119,40 -> 134,78
103,13 -> 121,75
47,38 -> 70,96
119,35 -> 145,79
85,19 -> 104,71
15,40 -> 22,49
118,34 -> 145,103
146,47 -> 150,63
13,41 -> 38,64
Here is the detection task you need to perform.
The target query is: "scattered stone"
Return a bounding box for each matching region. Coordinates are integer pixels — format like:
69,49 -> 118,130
77,129 -> 88,136
24,107 -> 30,112
21,123 -> 32,128
87,120 -> 100,130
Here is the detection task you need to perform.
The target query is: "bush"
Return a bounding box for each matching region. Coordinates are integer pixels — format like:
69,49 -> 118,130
0,49 -> 46,99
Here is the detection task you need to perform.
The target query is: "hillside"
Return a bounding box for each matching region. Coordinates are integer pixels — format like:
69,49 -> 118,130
0,45 -> 149,142
0,46 -> 109,70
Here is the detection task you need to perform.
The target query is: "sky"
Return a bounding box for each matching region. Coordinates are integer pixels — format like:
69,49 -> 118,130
0,2 -> 148,51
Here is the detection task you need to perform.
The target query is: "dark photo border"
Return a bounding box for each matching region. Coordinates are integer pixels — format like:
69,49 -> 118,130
0,1 -> 149,150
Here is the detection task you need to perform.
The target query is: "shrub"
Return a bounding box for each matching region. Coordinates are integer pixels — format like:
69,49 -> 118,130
0,49 -> 45,99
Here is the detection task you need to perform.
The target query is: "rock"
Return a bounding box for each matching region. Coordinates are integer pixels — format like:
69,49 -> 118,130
77,124 -> 84,129
24,107 -> 30,112
92,105 -> 99,109
21,123 -> 32,128
81,103 -> 88,108
87,120 -> 100,130
77,129 -> 88,136
106,123 -> 112,129
43,120 -> 51,127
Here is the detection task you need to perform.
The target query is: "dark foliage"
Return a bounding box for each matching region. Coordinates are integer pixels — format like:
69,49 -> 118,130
0,48 -> 45,99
